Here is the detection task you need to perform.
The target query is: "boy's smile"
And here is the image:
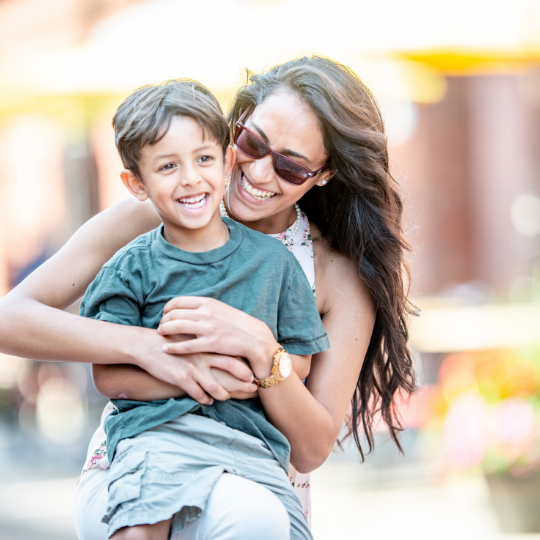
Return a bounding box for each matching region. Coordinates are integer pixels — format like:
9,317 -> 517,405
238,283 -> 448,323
121,116 -> 234,252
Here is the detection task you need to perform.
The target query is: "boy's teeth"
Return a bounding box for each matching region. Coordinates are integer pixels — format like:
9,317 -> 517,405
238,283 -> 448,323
241,175 -> 276,201
179,193 -> 207,208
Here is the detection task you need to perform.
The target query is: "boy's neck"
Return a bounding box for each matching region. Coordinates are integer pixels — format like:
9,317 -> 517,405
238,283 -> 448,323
161,212 -> 230,252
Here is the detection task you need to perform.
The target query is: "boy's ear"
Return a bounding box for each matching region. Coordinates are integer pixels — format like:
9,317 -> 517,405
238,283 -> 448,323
224,146 -> 236,180
121,170 -> 148,201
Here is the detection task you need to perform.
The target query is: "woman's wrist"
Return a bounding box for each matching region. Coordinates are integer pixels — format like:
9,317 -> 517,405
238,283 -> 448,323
120,325 -> 168,369
250,337 -> 280,380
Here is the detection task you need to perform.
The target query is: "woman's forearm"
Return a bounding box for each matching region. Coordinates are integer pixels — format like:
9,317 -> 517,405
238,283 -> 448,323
258,371 -> 337,474
0,198 -> 161,363
0,296 -> 150,365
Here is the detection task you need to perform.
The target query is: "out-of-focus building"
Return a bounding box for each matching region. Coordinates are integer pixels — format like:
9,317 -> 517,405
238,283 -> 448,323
394,71 -> 540,300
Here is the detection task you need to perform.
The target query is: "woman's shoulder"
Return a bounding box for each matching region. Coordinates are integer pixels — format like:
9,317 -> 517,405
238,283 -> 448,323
310,221 -> 374,315
310,221 -> 350,272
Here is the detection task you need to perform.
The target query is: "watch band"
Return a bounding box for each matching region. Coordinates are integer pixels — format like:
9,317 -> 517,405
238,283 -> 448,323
254,346 -> 287,388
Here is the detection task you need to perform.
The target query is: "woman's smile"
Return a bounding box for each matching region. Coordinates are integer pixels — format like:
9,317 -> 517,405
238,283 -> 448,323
238,170 -> 277,202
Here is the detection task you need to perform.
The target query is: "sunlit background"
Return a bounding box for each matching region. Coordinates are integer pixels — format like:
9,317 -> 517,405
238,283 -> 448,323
1,0 -> 540,538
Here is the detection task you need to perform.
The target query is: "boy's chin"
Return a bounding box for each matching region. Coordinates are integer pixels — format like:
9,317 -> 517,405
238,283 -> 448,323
171,206 -> 222,229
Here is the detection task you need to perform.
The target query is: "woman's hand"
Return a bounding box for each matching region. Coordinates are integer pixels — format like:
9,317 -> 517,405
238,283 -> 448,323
132,330 -> 257,403
158,297 -> 279,379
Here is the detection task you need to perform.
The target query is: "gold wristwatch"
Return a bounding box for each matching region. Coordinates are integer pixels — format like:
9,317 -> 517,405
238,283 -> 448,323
253,346 -> 292,388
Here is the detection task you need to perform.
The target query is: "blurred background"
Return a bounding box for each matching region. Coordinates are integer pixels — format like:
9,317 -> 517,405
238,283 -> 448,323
1,0 -> 540,538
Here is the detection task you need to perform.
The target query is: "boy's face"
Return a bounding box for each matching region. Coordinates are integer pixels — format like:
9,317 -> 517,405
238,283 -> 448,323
122,116 -> 232,233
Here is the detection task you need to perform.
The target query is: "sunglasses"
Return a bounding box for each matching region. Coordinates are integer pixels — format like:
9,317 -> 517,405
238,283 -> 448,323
234,106 -> 329,186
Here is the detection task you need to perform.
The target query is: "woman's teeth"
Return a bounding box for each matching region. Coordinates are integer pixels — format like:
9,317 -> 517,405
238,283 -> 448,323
241,175 -> 276,201
178,193 -> 207,209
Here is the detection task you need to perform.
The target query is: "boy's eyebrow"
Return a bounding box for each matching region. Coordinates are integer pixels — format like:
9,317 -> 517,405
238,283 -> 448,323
194,143 -> 218,152
154,144 -> 218,162
250,122 -> 312,164
153,153 -> 178,162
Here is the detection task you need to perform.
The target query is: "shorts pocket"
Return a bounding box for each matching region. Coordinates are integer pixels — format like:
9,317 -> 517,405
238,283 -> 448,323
102,450 -> 147,524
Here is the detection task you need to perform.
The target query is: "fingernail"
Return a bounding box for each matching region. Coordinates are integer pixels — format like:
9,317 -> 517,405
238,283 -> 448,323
157,326 -> 162,334
162,345 -> 169,352
208,399 -> 214,405
250,375 -> 255,383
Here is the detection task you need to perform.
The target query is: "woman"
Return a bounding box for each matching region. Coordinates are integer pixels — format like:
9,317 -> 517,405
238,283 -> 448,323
0,56 -> 415,539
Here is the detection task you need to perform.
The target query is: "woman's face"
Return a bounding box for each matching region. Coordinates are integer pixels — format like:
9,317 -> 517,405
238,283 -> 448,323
227,91 -> 332,229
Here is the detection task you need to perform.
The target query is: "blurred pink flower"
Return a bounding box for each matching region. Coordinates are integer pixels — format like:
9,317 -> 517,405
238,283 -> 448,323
443,392 -> 489,468
490,399 -> 535,446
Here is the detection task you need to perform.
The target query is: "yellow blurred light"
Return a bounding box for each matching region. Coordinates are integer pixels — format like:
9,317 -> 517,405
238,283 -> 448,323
0,354 -> 26,389
395,48 -> 540,76
409,303 -> 540,353
36,377 -> 85,443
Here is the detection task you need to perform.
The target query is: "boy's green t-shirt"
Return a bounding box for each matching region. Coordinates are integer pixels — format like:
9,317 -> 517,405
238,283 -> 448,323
81,218 -> 329,471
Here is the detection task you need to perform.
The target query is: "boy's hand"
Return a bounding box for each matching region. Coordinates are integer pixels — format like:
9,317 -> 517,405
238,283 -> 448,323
210,367 -> 258,400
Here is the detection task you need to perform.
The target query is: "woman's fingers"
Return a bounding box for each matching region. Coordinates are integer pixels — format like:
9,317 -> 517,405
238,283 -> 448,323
160,308 -> 202,325
163,369 -> 213,404
158,320 -> 208,336
162,296 -> 210,315
162,337 -> 215,355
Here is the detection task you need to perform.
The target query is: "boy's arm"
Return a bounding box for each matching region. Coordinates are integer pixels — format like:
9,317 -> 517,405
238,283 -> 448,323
92,354 -> 308,401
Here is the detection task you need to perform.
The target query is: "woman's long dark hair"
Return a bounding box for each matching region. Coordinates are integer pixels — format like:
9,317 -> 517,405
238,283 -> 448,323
228,56 -> 417,459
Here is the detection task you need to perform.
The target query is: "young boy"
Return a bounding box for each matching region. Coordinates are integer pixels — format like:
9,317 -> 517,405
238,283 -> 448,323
81,80 -> 329,540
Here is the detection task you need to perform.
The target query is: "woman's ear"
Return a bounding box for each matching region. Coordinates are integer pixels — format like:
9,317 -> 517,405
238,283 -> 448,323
121,170 -> 148,201
316,170 -> 335,187
224,146 -> 236,180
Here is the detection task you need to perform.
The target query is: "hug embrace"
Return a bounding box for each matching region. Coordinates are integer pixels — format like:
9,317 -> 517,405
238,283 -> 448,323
0,56 -> 416,540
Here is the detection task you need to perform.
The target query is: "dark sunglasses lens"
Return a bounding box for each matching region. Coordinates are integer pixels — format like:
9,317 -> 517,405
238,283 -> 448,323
236,128 -> 267,159
274,155 -> 309,185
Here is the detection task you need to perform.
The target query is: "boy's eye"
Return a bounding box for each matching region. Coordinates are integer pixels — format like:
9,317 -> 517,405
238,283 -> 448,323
198,155 -> 214,164
160,163 -> 175,171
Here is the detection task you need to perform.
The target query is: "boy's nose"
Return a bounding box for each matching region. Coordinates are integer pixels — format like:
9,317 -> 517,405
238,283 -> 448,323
181,166 -> 202,186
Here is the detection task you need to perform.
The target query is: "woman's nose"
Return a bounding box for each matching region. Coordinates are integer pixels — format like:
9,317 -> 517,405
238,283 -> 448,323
248,155 -> 275,185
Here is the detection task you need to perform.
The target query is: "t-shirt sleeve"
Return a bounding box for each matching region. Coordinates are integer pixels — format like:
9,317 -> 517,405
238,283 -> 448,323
277,263 -> 330,355
80,266 -> 142,327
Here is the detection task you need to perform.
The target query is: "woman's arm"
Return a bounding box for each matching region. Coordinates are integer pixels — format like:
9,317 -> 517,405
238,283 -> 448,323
258,246 -> 374,472
0,199 -> 252,403
158,238 -> 375,473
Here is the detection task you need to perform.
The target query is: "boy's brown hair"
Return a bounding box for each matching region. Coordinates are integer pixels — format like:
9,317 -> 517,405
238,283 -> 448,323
113,79 -> 230,180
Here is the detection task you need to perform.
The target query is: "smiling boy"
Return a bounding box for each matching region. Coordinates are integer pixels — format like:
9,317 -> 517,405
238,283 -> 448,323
80,80 -> 328,540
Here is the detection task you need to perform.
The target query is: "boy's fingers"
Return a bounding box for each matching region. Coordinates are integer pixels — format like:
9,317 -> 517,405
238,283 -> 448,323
210,356 -> 253,382
208,368 -> 258,395
195,372 -> 231,401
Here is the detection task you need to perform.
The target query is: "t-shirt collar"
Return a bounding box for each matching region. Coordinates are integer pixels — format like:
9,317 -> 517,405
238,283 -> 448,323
153,217 -> 243,264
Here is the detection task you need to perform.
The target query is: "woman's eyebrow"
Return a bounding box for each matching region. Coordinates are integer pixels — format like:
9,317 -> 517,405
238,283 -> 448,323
251,122 -> 312,164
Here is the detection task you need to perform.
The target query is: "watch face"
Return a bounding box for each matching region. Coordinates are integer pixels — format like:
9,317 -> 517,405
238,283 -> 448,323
279,352 -> 292,378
